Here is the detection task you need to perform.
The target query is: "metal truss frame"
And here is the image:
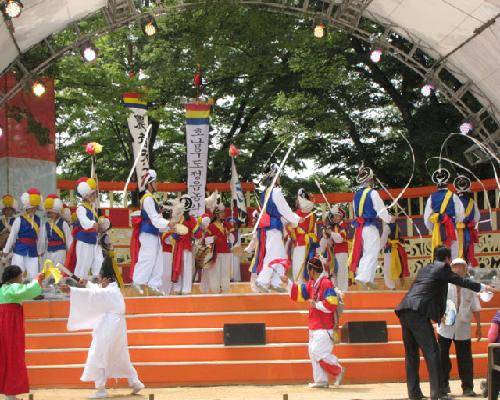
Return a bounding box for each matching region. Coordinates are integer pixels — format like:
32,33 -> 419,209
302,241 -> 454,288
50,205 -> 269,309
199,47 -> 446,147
0,0 -> 498,162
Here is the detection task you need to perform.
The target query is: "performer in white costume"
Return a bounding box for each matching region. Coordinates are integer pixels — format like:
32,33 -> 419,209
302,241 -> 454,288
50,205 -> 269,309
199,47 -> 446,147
39,194 -> 72,266
453,175 -> 481,267
2,188 -> 44,280
255,165 -> 300,292
132,170 -> 170,295
348,167 -> 393,289
322,205 -> 349,292
288,189 -> 317,283
0,194 -> 18,274
423,168 -> 464,259
73,178 -> 101,279
67,258 -> 144,399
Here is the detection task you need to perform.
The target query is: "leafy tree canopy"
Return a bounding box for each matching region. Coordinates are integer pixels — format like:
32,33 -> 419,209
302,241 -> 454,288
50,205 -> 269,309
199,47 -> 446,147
46,1 -> 492,202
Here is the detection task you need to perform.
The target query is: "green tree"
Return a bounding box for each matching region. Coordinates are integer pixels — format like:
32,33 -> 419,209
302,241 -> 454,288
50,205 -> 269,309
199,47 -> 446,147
45,2 -> 492,200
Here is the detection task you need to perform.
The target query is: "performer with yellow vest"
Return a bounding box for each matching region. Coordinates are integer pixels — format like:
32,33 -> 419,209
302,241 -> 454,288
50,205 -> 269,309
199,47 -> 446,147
454,175 -> 480,267
381,209 -> 410,290
254,165 -> 301,293
323,205 -> 350,292
131,170 -> 170,295
0,194 -> 18,273
348,167 -> 394,290
40,194 -> 72,266
288,189 -> 318,283
69,177 -> 102,279
2,188 -> 44,280
424,168 -> 464,259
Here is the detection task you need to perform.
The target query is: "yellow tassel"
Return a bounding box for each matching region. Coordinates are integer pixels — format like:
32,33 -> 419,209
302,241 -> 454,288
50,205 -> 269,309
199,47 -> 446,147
43,259 -> 62,284
430,213 -> 442,258
389,240 -> 402,280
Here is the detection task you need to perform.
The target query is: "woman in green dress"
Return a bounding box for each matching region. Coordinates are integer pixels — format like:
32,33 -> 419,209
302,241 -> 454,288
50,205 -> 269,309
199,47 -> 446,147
0,265 -> 44,400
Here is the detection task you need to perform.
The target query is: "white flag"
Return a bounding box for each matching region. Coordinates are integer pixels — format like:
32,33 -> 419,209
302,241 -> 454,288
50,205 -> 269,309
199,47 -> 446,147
123,93 -> 149,191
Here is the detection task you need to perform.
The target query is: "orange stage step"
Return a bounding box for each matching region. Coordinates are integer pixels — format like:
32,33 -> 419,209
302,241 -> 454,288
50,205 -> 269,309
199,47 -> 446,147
22,291 -> 500,388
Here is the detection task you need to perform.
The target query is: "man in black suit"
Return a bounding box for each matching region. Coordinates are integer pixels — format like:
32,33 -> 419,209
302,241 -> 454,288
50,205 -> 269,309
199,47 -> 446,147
395,246 -> 497,400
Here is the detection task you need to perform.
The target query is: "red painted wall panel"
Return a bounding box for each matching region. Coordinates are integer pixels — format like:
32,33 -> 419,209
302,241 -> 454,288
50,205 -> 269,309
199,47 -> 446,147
0,73 -> 56,161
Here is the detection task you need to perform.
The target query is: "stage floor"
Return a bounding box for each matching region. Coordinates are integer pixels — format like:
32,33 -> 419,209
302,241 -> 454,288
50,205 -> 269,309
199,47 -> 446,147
28,379 -> 485,400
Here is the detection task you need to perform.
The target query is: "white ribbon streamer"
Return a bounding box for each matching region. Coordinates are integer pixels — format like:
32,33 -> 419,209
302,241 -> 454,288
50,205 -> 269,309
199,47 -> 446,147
122,124 -> 152,199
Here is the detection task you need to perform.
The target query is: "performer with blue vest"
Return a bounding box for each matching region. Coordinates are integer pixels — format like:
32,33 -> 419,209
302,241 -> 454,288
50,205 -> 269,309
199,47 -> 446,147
2,188 -> 44,280
40,194 -> 72,267
254,164 -> 301,293
0,194 -> 18,274
424,168 -> 464,260
348,167 -> 393,290
453,175 -> 480,267
72,177 -> 102,279
132,169 -> 170,295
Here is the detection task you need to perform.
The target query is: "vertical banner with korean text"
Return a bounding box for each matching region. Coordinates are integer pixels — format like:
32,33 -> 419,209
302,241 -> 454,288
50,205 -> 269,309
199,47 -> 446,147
123,92 -> 149,191
185,102 -> 211,216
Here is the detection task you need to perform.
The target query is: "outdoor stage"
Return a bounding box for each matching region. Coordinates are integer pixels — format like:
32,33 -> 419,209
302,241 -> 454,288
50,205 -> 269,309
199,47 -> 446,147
29,380 -> 486,400
24,289 -> 499,389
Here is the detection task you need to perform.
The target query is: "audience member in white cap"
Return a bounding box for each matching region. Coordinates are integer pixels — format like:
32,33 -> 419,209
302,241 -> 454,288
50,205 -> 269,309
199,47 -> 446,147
437,257 -> 481,397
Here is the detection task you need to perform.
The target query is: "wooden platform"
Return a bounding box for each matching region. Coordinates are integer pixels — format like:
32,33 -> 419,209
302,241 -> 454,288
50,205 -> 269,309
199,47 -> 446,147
23,291 -> 499,388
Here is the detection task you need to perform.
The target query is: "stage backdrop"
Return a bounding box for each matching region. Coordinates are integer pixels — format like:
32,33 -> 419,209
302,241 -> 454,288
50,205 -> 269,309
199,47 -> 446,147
185,101 -> 211,216
0,73 -> 56,199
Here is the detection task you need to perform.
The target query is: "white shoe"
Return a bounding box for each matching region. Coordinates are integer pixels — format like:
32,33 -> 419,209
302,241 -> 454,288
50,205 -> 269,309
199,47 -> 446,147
88,389 -> 108,399
366,281 -> 378,290
270,285 -> 287,293
131,284 -> 144,295
255,281 -> 270,293
334,366 -> 346,386
308,382 -> 329,388
131,381 -> 145,394
148,286 -> 164,296
354,279 -> 368,290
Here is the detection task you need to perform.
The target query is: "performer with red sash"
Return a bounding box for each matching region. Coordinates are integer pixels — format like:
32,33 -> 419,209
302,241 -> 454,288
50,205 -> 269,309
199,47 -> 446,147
204,203 -> 232,293
68,178 -> 102,279
424,168 -> 464,259
323,205 -> 349,292
40,194 -> 72,266
172,194 -> 203,295
0,266 -> 45,400
2,188 -> 43,280
282,257 -> 344,388
288,189 -> 317,283
348,167 -> 393,289
255,164 -> 300,293
130,170 -> 170,295
454,175 -> 480,267
381,210 -> 410,290
0,195 -> 18,274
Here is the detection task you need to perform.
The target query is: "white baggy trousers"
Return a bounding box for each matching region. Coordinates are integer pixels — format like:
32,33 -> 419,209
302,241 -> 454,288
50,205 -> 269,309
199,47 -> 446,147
292,246 -> 306,283
255,229 -> 285,289
354,225 -> 381,284
11,254 -> 39,280
75,241 -> 103,278
334,252 -> 349,292
133,232 -> 163,289
308,329 -> 342,383
173,250 -> 193,294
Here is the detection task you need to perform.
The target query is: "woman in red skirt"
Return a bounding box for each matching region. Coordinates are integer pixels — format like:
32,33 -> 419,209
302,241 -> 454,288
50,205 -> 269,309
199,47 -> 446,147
0,265 -> 44,400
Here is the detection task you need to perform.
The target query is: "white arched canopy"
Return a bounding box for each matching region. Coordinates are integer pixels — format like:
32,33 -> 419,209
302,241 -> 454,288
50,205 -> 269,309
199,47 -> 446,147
365,0 -> 500,126
1,0 -> 499,135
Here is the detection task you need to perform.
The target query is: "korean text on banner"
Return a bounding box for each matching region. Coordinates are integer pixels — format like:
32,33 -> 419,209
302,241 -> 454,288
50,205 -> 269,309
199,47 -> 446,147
185,102 -> 211,216
123,92 -> 149,191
